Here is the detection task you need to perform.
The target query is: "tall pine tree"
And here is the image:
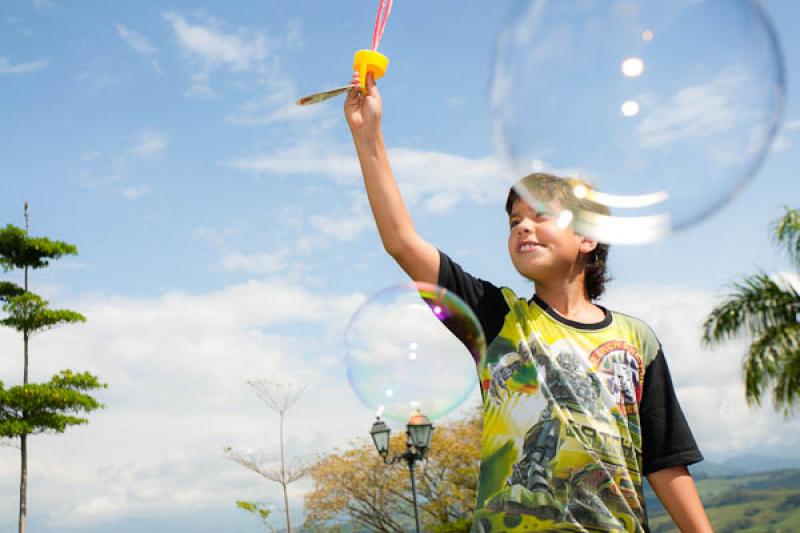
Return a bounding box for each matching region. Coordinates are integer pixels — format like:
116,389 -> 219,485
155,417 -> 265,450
0,204 -> 106,533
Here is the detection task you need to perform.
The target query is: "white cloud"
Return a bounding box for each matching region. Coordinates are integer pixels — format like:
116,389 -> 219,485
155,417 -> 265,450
635,66 -> 752,149
0,280 -> 367,528
310,196 -> 372,242
389,148 -> 506,213
163,11 -> 268,97
193,224 -> 301,276
129,129 -> 168,158
771,117 -> 800,154
79,130 -> 168,196
222,42 -> 328,127
284,19 -> 303,49
165,13 -> 267,70
220,251 -> 288,275
226,88 -> 323,126
115,23 -> 161,73
0,56 -> 47,74
77,57 -> 131,89
162,12 -> 313,125
192,224 -> 247,250
229,142 -> 508,215
115,24 -> 157,56
229,143 -> 358,180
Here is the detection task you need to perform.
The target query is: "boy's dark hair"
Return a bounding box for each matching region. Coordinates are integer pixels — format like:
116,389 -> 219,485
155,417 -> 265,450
505,173 -> 612,301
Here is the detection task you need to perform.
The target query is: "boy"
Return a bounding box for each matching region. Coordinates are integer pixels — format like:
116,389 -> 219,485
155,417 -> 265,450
345,74 -> 713,532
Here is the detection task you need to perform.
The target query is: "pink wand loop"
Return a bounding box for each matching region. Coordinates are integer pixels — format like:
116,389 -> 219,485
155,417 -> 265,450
370,0 -> 393,51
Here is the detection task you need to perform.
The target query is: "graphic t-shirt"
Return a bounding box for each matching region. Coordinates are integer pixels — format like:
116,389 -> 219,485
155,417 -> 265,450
437,251 -> 702,533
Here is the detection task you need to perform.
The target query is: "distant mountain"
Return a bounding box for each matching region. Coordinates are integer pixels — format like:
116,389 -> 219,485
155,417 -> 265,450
720,454 -> 800,475
689,454 -> 800,479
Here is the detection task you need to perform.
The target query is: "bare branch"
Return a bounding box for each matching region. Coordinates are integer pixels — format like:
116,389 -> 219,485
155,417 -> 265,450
224,447 -> 283,483
246,378 -> 308,415
228,378 -> 310,533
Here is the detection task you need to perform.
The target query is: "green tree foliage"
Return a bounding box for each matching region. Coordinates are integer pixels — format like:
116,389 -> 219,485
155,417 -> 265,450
1,292 -> 85,334
0,224 -> 77,271
0,210 -> 106,533
235,500 -> 272,528
0,370 -> 105,437
0,281 -> 24,302
702,206 -> 800,415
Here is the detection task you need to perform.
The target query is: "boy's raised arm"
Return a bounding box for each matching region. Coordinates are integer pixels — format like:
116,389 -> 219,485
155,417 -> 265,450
344,73 -> 440,284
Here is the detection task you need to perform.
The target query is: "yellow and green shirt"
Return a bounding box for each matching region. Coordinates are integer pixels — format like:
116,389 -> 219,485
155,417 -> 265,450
438,251 -> 702,533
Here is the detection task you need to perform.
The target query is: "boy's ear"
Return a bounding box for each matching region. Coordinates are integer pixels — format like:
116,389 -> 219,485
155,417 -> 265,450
578,236 -> 598,255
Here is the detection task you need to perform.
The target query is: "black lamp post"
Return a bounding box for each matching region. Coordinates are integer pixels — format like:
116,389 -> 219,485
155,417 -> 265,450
370,410 -> 434,533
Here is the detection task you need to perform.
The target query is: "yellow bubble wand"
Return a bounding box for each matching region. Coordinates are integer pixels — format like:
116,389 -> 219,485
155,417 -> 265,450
296,0 -> 392,105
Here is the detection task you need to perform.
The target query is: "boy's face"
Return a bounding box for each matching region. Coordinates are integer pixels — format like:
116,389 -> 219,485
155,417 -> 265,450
507,197 -> 597,284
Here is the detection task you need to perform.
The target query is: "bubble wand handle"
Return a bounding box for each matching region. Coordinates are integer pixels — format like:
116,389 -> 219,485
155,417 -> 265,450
354,0 -> 393,93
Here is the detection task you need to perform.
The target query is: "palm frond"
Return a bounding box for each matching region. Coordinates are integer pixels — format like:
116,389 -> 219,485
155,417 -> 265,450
702,272 -> 800,346
743,322 -> 800,416
773,206 -> 800,270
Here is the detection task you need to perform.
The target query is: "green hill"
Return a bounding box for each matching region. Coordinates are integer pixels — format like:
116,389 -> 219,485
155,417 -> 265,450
646,468 -> 800,533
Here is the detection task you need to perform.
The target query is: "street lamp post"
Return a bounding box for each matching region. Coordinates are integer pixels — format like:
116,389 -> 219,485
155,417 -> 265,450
370,410 -> 434,533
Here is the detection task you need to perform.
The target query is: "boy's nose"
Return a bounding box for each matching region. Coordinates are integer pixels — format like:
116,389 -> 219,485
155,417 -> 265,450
516,219 -> 534,235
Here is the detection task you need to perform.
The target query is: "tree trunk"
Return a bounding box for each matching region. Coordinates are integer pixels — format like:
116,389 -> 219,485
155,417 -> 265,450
23,331 -> 29,386
18,434 -> 27,533
19,206 -> 29,533
279,412 -> 292,533
23,260 -> 29,386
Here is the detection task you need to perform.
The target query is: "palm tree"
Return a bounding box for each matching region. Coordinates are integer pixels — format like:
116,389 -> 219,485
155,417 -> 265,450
701,206 -> 800,416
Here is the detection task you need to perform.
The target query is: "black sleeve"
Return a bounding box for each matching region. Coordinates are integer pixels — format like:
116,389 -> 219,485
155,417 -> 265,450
437,250 -> 507,345
640,349 -> 704,475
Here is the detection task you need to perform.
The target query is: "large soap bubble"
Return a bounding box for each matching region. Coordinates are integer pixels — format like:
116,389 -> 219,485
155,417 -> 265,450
345,282 -> 484,423
492,0 -> 785,244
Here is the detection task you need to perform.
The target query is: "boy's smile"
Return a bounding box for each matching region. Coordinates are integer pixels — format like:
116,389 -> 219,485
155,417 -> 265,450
517,239 -> 543,253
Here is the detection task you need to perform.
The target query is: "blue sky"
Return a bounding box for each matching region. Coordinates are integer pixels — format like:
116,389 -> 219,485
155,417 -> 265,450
1,0 -> 800,531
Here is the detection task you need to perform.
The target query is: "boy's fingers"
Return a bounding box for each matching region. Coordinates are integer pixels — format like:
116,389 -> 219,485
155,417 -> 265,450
366,72 -> 378,96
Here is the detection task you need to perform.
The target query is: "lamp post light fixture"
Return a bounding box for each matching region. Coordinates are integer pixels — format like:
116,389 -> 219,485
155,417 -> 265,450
369,410 -> 434,533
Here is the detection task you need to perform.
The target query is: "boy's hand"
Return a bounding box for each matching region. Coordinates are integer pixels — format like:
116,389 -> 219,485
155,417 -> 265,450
344,72 -> 382,140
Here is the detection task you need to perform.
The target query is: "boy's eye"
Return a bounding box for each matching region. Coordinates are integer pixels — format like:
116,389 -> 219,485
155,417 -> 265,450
509,219 -> 520,228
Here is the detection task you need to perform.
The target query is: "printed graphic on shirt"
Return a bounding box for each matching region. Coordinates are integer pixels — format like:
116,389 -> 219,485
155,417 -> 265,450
472,289 -> 649,533
590,340 -> 644,416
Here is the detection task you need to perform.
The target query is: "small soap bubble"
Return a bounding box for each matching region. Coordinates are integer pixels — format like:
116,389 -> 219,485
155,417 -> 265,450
345,282 -> 485,423
492,0 -> 785,244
